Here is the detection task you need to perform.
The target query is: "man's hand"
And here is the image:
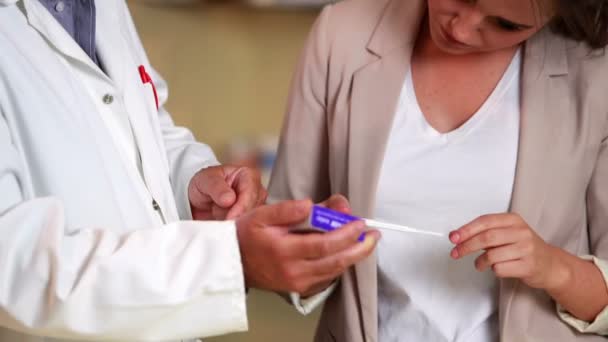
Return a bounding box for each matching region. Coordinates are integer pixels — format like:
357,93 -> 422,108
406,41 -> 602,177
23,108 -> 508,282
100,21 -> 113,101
235,197 -> 380,296
188,165 -> 267,220
299,194 -> 355,296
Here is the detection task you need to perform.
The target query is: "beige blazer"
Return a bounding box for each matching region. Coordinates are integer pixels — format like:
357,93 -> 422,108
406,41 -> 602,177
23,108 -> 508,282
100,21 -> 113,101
269,0 -> 608,341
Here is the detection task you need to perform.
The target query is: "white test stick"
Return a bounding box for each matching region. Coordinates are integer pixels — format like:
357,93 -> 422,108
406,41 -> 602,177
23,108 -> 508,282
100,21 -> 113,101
363,218 -> 445,238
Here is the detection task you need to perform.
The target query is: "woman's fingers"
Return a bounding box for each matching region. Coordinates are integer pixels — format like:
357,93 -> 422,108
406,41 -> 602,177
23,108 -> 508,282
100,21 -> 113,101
474,243 -> 529,271
490,260 -> 530,279
450,213 -> 521,244
451,226 -> 524,259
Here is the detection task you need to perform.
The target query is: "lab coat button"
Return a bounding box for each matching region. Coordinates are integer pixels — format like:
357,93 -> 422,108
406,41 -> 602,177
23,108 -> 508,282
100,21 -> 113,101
55,1 -> 65,12
102,94 -> 114,104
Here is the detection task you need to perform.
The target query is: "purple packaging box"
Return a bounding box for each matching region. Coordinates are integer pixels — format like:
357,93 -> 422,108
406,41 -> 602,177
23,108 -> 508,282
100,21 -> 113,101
304,205 -> 366,242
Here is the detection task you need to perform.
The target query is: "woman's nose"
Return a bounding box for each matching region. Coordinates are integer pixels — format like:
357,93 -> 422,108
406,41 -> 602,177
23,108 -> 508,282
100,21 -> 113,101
449,9 -> 484,44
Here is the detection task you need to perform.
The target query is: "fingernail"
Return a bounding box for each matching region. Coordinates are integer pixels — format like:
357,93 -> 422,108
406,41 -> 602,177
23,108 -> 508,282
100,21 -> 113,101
450,248 -> 459,259
449,231 -> 460,243
363,235 -> 376,247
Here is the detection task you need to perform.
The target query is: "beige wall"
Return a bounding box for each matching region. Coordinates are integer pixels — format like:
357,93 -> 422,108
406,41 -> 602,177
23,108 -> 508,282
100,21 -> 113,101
128,0 -> 317,157
128,1 -> 322,341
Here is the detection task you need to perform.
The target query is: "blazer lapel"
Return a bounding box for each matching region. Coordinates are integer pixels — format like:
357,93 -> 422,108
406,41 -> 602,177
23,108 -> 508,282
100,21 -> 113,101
500,28 -> 569,340
347,0 -> 426,340
349,51 -> 409,341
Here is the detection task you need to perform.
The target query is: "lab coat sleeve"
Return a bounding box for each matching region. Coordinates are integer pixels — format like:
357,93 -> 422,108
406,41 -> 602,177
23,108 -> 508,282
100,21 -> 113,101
0,112 -> 247,340
557,119 -> 608,335
121,1 -> 219,221
268,6 -> 337,313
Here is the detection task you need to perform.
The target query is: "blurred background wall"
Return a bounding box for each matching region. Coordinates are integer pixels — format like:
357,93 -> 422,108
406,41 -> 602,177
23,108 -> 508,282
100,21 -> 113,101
127,1 -> 325,341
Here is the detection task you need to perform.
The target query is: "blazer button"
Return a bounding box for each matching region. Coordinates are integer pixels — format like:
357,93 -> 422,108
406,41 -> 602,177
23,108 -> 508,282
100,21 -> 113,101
102,94 -> 114,105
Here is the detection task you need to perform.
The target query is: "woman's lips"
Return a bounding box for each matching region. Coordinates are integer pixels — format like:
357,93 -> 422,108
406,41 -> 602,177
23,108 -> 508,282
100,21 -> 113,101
440,25 -> 471,49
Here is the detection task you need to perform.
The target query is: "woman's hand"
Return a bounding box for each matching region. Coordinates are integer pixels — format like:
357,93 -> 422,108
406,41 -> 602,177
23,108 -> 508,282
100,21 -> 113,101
449,213 -> 570,291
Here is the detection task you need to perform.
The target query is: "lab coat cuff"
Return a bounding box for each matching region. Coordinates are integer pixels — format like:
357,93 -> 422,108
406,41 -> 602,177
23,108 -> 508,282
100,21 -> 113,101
192,220 -> 248,335
290,282 -> 337,315
557,255 -> 608,335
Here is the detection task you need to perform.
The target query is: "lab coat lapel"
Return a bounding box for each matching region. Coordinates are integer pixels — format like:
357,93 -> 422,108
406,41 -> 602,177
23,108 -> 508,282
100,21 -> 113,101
4,0 -> 159,228
499,28 -> 569,340
21,0 -> 106,78
96,0 -> 178,222
347,0 -> 425,340
94,2 -> 127,92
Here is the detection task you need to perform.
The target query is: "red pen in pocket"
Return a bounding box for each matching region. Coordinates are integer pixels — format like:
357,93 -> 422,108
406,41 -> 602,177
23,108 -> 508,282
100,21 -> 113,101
138,65 -> 159,110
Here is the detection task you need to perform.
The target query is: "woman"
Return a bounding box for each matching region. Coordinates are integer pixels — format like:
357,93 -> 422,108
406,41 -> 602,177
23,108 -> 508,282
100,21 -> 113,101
269,0 -> 608,341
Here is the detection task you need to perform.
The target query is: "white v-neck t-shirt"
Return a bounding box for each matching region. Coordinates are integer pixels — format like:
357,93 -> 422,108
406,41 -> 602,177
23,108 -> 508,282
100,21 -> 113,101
374,49 -> 521,342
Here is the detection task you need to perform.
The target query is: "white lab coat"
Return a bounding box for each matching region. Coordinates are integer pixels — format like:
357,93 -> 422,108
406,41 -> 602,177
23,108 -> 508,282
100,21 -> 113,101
0,0 -> 248,341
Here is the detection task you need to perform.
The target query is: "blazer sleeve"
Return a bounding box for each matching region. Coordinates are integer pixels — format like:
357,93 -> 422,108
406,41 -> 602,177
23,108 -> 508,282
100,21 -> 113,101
268,5 -> 334,204
268,5 -> 339,314
557,114 -> 608,334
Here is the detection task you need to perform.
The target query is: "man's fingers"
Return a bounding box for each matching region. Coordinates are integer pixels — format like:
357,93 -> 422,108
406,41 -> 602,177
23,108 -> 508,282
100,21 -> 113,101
225,166 -> 244,187
258,188 -> 269,206
212,205 -> 230,220
226,168 -> 263,220
192,168 -> 236,209
281,230 -> 379,294
319,194 -> 351,214
254,199 -> 313,227
285,220 -> 366,259
188,187 -> 213,210
309,230 -> 381,279
191,207 -> 215,221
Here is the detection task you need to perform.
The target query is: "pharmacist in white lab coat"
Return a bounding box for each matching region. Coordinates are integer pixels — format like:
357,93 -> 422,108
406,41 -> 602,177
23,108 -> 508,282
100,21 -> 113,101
0,0 -> 380,341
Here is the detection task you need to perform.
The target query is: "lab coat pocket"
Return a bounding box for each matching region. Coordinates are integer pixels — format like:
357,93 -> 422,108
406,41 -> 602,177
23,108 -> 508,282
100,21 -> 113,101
137,65 -> 159,112
140,83 -> 159,114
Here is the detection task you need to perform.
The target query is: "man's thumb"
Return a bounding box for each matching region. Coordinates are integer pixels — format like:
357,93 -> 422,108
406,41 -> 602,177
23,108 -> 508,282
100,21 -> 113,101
190,170 -> 236,208
254,199 -> 313,227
